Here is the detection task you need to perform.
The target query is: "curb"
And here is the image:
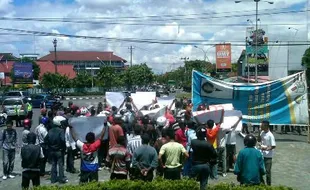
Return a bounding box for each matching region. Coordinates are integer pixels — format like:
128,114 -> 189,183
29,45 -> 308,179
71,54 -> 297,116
65,96 -> 105,100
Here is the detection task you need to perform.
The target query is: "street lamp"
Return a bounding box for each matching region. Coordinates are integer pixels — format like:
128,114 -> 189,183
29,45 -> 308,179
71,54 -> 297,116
194,45 -> 215,62
52,39 -> 57,74
96,57 -> 106,66
287,27 -> 299,75
236,0 -> 274,83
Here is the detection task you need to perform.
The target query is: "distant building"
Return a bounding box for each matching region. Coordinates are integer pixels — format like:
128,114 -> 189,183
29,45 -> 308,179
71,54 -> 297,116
38,51 -> 127,75
20,53 -> 40,61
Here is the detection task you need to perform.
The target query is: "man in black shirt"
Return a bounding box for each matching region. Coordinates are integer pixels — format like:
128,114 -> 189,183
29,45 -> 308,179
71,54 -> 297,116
21,132 -> 43,189
190,127 -> 217,190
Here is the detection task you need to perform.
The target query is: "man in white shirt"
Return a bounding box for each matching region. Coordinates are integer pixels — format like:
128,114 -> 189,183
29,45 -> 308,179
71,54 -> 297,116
35,117 -> 49,176
65,126 -> 77,173
259,120 -> 276,186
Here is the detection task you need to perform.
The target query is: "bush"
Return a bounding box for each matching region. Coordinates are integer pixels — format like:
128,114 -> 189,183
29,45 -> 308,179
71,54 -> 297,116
33,180 -> 294,190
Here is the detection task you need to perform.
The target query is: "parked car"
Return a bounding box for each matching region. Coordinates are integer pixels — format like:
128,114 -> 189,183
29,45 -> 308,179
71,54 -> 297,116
31,94 -> 57,108
0,91 -> 31,103
2,97 -> 27,120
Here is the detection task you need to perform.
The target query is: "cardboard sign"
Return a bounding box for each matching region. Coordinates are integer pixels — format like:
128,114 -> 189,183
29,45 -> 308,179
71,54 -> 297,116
221,110 -> 243,131
131,92 -> 156,110
106,92 -> 125,108
192,109 -> 223,124
69,116 -> 106,142
209,103 -> 234,111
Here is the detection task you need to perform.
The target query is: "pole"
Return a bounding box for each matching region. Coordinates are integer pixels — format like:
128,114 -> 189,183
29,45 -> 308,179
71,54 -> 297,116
129,46 -> 134,67
255,0 -> 259,83
91,62 -> 94,88
110,52 -> 112,66
287,41 -> 290,76
246,38 -> 249,83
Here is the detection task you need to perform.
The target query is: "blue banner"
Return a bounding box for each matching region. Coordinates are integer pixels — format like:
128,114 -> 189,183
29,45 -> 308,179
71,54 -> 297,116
192,70 -> 309,125
13,62 -> 33,84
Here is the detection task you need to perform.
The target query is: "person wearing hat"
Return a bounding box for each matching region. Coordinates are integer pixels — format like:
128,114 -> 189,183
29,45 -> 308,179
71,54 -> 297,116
234,134 -> 266,185
44,116 -> 67,184
22,119 -> 31,147
35,117 -> 49,176
21,132 -> 44,189
190,127 -> 217,190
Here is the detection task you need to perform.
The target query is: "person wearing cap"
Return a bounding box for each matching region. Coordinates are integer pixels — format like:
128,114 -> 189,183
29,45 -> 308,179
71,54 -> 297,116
22,119 -> 31,147
21,132 -> 44,189
38,108 -> 47,125
35,116 -> 49,176
44,116 -> 67,184
109,114 -> 124,148
159,128 -> 189,180
190,127 -> 217,190
234,134 -> 266,185
0,120 -> 17,180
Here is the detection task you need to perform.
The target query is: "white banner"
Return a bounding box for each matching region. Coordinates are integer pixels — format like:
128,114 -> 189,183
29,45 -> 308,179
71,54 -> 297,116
69,116 -> 106,142
222,110 -> 243,132
131,92 -> 156,110
106,92 -> 125,108
157,96 -> 175,110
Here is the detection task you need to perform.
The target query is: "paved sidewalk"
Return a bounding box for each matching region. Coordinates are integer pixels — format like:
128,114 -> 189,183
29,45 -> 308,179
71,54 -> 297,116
0,132 -> 308,189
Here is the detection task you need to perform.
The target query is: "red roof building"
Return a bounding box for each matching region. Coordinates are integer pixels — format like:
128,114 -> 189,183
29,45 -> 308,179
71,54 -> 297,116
38,51 -> 127,75
36,61 -> 76,79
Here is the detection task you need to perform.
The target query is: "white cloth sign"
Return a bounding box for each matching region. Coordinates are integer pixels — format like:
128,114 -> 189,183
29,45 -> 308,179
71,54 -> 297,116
157,96 -> 175,110
69,116 -> 106,142
221,110 -> 243,132
106,92 -> 125,108
131,92 -> 156,110
192,109 -> 223,124
209,104 -> 234,111
140,106 -> 166,120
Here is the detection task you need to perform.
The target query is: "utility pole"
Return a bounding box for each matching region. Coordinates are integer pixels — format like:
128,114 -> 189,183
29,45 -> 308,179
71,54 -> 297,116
53,39 -> 58,74
129,46 -> 134,67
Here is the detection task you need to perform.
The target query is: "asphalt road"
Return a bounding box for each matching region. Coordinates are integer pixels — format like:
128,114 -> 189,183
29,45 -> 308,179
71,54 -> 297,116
0,98 -> 309,189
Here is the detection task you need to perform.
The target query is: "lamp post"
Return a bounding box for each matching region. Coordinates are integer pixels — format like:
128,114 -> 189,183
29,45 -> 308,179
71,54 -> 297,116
194,46 -> 207,62
235,0 -> 274,83
287,27 -> 299,76
52,39 -> 58,74
97,57 -> 106,66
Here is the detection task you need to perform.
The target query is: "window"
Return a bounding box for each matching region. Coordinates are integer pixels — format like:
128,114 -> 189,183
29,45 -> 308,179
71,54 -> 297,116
5,92 -> 21,96
3,99 -> 22,105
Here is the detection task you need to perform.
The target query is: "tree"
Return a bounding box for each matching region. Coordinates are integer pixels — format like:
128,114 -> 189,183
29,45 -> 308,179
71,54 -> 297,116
72,72 -> 92,89
96,66 -> 117,89
10,58 -> 41,82
301,47 -> 310,84
126,63 -> 154,86
40,73 -> 71,91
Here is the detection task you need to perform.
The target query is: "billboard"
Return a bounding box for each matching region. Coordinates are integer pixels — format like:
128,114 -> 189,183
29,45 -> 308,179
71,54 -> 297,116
13,62 -> 33,84
216,43 -> 231,72
245,26 -> 269,76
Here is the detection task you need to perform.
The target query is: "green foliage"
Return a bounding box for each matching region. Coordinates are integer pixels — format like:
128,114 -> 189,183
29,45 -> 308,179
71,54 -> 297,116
96,66 -> 117,88
33,180 -> 293,190
10,58 -> 41,82
301,48 -> 310,84
40,73 -> 71,90
72,72 -> 92,89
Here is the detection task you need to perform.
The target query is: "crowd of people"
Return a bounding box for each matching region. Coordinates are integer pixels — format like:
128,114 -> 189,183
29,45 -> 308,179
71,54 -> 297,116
0,97 -> 276,190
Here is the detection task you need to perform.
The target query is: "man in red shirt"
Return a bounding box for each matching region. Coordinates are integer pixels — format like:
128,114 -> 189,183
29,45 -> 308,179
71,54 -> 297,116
175,119 -> 187,147
109,114 -> 124,148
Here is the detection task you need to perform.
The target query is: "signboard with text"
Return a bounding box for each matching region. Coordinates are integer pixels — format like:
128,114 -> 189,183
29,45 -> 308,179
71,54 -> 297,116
13,62 -> 33,84
216,43 -> 231,72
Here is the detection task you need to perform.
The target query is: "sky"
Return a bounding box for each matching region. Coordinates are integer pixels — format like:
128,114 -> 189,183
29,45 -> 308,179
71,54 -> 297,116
0,0 -> 309,75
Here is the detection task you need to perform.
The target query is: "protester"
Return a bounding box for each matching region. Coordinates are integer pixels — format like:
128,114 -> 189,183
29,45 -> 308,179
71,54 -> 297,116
127,124 -> 142,155
39,109 -> 47,124
22,119 -> 31,147
106,136 -> 131,180
184,120 -> 197,176
131,133 -> 158,181
70,124 -> 106,183
21,132 -> 44,189
234,134 -> 266,185
0,120 -> 17,180
154,129 -> 168,177
206,109 -> 224,180
97,113 -> 110,170
65,123 -> 77,174
159,128 -> 189,180
259,120 -> 276,186
44,116 -> 67,184
109,114 -> 124,148
174,118 -> 187,148
35,117 -> 49,176
190,127 -> 217,190
222,116 -> 242,176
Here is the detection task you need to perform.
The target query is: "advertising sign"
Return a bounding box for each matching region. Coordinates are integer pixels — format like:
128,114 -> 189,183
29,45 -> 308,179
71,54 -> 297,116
13,62 -> 33,84
192,70 -> 309,125
216,43 -> 231,71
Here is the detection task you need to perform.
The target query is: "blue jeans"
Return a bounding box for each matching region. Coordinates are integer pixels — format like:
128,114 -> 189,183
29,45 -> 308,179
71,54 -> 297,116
50,151 -> 65,183
190,163 -> 211,190
183,153 -> 192,176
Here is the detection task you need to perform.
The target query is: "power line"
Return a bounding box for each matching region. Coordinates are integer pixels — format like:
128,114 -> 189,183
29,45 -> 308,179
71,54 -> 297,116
0,9 -> 306,26
1,27 -> 310,46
